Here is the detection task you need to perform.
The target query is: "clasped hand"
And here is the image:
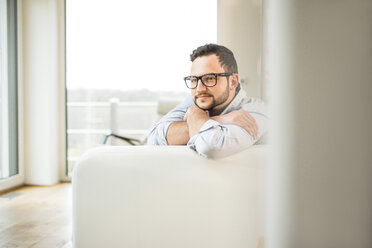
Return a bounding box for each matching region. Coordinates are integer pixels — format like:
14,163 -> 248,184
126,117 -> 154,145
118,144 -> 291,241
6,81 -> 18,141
184,106 -> 258,140
212,110 -> 258,139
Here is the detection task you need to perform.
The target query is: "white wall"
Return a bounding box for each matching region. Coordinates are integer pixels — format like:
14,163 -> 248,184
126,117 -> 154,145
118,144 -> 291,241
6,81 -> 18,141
218,0 -> 263,99
22,0 -> 65,185
265,0 -> 372,247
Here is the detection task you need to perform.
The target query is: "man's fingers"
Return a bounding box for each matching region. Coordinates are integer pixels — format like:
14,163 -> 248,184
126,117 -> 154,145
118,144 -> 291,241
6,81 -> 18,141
248,126 -> 258,140
246,126 -> 256,139
238,121 -> 253,137
225,110 -> 259,139
244,112 -> 257,126
252,122 -> 259,139
243,118 -> 258,139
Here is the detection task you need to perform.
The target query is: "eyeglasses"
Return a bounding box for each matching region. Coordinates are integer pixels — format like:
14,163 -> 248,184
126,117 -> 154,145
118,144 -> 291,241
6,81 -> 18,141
184,73 -> 232,89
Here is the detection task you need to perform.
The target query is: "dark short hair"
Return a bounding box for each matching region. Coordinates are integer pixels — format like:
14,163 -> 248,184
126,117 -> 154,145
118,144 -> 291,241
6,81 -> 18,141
190,44 -> 238,74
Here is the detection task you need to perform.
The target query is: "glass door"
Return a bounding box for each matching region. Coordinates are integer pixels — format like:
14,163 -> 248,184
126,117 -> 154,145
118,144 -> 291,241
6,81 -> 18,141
0,0 -> 21,191
66,0 -> 217,176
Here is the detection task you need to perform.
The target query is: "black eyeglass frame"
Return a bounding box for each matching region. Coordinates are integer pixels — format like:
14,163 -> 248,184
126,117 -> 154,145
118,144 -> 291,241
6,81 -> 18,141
183,72 -> 233,89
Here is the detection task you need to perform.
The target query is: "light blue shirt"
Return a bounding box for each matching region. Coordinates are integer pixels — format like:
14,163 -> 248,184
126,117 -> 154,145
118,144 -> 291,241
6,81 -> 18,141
146,86 -> 268,158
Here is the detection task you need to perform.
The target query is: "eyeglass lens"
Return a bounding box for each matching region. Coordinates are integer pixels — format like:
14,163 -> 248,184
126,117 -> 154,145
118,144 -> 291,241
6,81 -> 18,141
186,74 -> 217,88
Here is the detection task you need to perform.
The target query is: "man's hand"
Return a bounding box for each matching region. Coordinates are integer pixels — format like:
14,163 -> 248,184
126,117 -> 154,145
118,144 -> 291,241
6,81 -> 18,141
212,110 -> 258,139
184,106 -> 210,138
183,105 -> 205,121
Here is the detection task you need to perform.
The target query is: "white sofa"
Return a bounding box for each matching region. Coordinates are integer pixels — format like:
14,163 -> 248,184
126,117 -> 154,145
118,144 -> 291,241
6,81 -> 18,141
72,145 -> 266,248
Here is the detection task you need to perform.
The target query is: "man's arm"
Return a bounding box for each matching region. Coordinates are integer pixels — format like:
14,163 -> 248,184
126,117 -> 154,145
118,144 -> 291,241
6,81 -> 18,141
146,96 -> 194,145
183,106 -> 210,137
147,96 -> 263,148
157,108 -> 258,145
211,110 -> 259,140
184,106 -> 266,159
166,122 -> 190,145
166,107 -> 259,146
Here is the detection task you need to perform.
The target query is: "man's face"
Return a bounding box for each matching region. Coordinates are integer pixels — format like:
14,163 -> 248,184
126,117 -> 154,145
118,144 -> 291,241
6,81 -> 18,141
190,54 -> 235,113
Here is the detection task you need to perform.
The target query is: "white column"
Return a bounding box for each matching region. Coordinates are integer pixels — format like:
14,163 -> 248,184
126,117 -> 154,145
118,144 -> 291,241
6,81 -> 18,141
265,0 -> 372,247
264,0 -> 296,247
22,0 -> 65,185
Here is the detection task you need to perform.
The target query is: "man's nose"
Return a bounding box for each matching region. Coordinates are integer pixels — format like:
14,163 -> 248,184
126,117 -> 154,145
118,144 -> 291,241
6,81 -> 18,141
196,79 -> 207,91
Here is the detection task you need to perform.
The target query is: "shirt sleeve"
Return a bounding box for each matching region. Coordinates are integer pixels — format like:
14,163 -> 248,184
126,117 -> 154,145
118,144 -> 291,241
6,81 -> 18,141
187,106 -> 268,159
146,96 -> 194,145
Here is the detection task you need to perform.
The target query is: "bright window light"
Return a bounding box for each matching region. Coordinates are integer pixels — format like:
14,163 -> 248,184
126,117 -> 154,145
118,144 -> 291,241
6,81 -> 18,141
67,0 -> 217,92
65,0 -> 217,176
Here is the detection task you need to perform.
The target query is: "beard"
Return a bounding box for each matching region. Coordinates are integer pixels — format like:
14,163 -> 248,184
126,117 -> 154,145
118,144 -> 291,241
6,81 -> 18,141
193,82 -> 230,111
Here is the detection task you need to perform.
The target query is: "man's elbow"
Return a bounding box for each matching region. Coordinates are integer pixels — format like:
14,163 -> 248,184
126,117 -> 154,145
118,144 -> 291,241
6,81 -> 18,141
192,135 -> 230,159
191,130 -> 256,159
146,127 -> 168,146
146,133 -> 156,145
194,144 -> 222,159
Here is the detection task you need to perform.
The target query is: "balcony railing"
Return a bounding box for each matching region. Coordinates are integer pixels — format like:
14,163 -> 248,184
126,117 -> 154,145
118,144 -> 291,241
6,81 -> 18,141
67,99 -> 158,175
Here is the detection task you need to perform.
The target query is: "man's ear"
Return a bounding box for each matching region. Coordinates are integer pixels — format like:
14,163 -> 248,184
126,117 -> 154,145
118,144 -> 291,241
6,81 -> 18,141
230,74 -> 239,90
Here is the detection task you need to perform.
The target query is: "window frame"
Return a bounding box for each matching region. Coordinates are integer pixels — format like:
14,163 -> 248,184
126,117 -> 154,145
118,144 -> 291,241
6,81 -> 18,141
0,0 -> 24,192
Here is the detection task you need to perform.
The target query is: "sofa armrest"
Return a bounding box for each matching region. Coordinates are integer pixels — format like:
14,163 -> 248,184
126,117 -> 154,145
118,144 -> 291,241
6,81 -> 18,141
72,145 -> 266,248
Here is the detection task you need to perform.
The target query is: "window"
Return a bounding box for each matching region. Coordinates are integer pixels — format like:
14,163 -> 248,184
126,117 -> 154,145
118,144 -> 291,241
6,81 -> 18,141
66,0 -> 217,176
0,0 -> 18,181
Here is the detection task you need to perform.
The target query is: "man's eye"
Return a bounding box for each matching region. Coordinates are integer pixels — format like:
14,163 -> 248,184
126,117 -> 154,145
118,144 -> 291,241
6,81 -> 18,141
204,76 -> 215,81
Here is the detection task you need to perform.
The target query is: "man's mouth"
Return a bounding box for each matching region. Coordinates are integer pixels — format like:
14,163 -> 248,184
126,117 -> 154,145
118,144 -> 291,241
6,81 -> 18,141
196,94 -> 212,99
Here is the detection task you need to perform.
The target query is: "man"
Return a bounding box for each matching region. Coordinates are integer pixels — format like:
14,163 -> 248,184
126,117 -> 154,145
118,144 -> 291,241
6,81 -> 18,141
147,44 -> 267,158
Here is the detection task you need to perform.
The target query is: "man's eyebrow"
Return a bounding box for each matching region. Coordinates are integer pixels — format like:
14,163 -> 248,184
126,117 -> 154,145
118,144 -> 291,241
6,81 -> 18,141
190,72 -> 221,77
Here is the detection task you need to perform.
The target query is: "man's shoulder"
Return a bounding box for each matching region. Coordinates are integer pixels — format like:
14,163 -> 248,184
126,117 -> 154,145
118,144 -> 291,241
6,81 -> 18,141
240,96 -> 265,105
231,91 -> 267,117
225,86 -> 266,115
240,97 -> 266,111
